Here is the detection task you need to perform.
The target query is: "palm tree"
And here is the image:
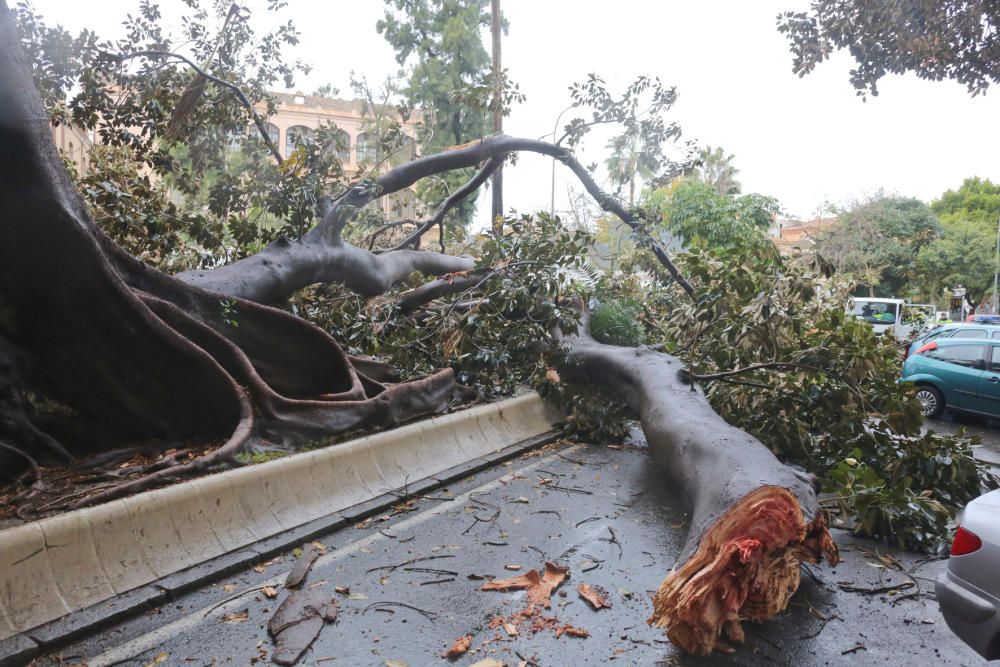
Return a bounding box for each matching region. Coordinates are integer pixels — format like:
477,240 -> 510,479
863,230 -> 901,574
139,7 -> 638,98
605,133 -> 659,206
692,145 -> 741,196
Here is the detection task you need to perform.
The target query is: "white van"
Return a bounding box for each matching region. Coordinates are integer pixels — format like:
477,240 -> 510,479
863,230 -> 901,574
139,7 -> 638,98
848,297 -> 908,337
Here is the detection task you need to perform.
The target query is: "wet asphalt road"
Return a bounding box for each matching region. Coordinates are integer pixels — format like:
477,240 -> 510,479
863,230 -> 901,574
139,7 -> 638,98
924,412 -> 1000,469
33,435 -> 997,667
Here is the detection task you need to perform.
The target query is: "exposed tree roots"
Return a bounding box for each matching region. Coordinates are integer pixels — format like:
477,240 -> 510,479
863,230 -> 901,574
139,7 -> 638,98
0,4 -> 468,509
560,312 -> 839,655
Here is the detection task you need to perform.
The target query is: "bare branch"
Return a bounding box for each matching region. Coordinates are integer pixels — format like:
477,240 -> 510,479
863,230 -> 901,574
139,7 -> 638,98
388,155 -> 504,252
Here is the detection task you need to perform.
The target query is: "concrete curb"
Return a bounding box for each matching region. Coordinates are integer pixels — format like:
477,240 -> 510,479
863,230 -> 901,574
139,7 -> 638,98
0,392 -> 561,645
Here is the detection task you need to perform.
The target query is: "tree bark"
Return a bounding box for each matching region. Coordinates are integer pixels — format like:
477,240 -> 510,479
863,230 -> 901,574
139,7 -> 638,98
180,135 -> 693,306
560,320 -> 838,655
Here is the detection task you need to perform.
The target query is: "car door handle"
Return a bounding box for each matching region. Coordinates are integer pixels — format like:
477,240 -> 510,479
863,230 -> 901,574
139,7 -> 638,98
989,376 -> 1000,383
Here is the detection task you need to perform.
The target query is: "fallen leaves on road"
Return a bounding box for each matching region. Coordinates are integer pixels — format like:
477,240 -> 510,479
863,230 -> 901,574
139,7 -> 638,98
469,660 -> 505,667
577,583 -> 611,610
143,652 -> 169,666
443,634 -> 472,658
481,570 -> 540,593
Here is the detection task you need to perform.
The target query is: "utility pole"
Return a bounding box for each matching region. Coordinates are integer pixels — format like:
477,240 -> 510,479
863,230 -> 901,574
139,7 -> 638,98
490,0 -> 503,238
993,212 -> 1000,314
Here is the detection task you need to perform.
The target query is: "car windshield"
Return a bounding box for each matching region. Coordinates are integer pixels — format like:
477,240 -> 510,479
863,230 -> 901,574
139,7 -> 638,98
920,326 -> 947,342
853,301 -> 897,324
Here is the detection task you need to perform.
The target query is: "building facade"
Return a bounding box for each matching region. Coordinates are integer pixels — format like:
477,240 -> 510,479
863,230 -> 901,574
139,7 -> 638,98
52,91 -> 426,224
258,92 -> 422,221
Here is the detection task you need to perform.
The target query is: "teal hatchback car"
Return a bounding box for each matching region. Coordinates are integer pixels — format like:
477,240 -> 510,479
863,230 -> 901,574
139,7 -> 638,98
901,337 -> 1000,418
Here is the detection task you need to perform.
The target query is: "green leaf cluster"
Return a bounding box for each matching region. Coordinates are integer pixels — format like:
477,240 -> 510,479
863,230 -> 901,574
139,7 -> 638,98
661,240 -> 996,552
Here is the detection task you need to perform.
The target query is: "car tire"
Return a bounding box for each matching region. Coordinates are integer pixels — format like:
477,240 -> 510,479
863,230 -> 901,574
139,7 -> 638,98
916,385 -> 945,418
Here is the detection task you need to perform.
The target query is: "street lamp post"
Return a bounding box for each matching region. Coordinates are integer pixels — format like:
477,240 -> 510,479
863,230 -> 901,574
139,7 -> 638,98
993,213 -> 1000,314
550,104 -> 575,217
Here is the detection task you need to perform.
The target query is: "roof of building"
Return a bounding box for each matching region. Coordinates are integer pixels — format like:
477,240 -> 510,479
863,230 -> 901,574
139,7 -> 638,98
771,216 -> 839,254
270,92 -> 366,114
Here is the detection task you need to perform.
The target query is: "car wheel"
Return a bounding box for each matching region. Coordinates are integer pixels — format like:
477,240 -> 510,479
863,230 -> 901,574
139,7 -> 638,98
916,385 -> 944,418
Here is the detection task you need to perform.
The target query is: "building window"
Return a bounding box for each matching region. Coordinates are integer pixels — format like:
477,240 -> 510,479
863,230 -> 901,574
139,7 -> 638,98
285,125 -> 314,157
225,124 -> 245,150
357,132 -> 377,164
334,129 -> 350,163
266,123 -> 279,148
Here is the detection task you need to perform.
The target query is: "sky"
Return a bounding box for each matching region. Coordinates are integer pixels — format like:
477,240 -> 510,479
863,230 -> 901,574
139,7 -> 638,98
26,0 -> 1000,228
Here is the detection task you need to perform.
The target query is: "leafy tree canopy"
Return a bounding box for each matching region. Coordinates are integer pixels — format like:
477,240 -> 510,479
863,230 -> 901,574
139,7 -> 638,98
644,179 -> 778,250
917,218 -> 996,305
377,0 -> 494,226
815,195 -> 940,297
778,0 -> 1000,96
932,176 -> 1000,226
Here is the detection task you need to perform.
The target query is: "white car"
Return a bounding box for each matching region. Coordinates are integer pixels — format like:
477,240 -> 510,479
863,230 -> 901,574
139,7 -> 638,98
936,488 -> 1000,660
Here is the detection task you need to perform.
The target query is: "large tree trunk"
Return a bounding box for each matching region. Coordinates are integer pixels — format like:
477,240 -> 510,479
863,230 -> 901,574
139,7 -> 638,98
0,1 -> 462,503
561,321 -> 839,655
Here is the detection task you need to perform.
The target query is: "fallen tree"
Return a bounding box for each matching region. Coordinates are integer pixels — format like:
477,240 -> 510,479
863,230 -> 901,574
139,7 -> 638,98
560,310 -> 839,654
0,0 -> 843,653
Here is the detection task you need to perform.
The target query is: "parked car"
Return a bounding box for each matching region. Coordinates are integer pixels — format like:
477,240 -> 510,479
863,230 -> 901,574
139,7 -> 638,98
900,337 -> 1000,418
906,323 -> 1000,360
936,488 -> 1000,660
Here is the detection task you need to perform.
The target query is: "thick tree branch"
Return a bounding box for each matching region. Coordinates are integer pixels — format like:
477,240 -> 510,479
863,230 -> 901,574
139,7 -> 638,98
388,155 -> 504,252
177,237 -> 474,303
326,136 -> 694,296
183,135 -> 691,305
557,309 -> 837,654
396,270 -> 488,314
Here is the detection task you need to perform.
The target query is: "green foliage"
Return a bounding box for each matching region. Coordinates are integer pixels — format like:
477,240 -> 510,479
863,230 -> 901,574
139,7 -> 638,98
660,239 -> 996,552
933,177 -> 1000,225
644,179 -> 778,250
778,1 -> 1000,96
295,214 -> 589,396
377,0 -> 493,226
815,195 -> 941,298
590,299 -> 646,347
917,218 -> 996,306
689,145 -> 741,196
919,178 -> 1000,305
14,0 -> 324,271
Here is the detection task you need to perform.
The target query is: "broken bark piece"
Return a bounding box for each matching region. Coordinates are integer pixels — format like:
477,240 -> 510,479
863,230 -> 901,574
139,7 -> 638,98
561,314 -> 839,655
555,624 -> 589,638
285,543 -> 321,589
481,561 -> 568,609
268,589 -> 338,665
480,569 -> 541,593
577,584 -> 611,610
443,635 -> 472,658
526,562 -> 568,609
